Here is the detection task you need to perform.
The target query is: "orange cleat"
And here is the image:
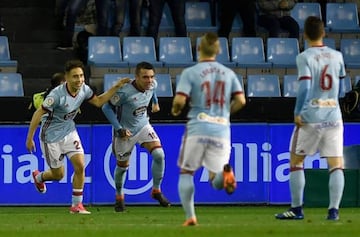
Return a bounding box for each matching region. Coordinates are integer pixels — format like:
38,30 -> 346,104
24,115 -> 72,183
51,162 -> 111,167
223,164 -> 236,194
69,203 -> 91,214
182,217 -> 198,226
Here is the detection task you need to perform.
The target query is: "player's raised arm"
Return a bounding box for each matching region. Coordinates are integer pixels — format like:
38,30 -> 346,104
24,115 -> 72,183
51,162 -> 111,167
89,77 -> 131,107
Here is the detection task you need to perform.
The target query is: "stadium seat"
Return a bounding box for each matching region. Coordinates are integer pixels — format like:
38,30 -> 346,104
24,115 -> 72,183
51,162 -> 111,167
0,73 -> 24,97
155,73 -> 173,97
122,36 -> 164,72
195,37 -> 236,68
103,73 -> 133,91
339,76 -> 352,98
231,37 -> 272,76
325,3 -> 360,48
291,2 -> 322,31
304,38 -> 336,50
247,74 -> 281,97
0,36 -> 18,73
158,37 -> 195,76
266,38 -> 300,77
326,3 -> 360,33
283,74 -> 298,97
185,2 -> 217,43
88,36 -> 129,78
340,38 -> 360,78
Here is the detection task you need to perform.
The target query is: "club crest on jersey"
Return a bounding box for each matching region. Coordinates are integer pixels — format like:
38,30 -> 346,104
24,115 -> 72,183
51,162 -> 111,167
111,94 -> 120,104
44,97 -> 55,107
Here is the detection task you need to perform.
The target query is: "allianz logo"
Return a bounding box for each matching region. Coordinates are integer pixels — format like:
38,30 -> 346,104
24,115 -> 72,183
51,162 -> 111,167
1,142 -> 327,195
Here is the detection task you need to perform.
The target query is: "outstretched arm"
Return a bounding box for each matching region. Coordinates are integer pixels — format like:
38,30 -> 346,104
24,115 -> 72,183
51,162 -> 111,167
89,77 -> 131,107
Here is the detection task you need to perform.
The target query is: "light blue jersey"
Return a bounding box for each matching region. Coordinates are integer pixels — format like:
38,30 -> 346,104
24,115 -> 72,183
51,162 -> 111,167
295,46 -> 346,123
176,61 -> 243,139
105,79 -> 157,135
40,83 -> 95,143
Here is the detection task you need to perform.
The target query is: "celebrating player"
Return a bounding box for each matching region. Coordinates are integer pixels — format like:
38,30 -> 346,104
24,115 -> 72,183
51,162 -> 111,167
102,61 -> 170,212
26,59 -> 130,214
172,32 -> 246,226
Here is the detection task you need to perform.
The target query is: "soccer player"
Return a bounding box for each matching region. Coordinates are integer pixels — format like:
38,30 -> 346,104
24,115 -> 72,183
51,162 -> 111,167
26,59 -> 130,214
171,32 -> 246,226
101,61 -> 170,212
275,16 -> 346,221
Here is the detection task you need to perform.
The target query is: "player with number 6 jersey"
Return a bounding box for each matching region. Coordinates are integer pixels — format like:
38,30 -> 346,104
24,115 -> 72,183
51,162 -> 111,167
275,16 -> 346,221
294,40 -> 346,123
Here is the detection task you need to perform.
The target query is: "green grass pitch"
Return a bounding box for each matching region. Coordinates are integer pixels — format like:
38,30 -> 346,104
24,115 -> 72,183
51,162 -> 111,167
0,205 -> 359,237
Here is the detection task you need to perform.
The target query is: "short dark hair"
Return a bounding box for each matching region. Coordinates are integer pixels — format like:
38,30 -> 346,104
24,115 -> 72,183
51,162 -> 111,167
135,61 -> 155,76
64,59 -> 84,73
304,16 -> 324,41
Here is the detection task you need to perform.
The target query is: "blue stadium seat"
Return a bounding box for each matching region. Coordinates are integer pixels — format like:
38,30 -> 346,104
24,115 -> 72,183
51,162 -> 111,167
195,37 -> 236,68
88,36 -> 129,78
283,74 -> 298,97
0,73 -> 24,96
0,36 -> 18,73
304,38 -> 336,50
341,38 -> 360,65
291,2 -> 322,31
103,73 -> 133,91
247,74 -> 281,97
122,37 -> 163,68
340,38 -> 360,77
231,37 -> 272,76
267,38 -> 300,77
326,3 -> 360,33
155,74 -> 173,97
159,37 -> 195,76
339,76 -> 352,98
185,2 -> 217,42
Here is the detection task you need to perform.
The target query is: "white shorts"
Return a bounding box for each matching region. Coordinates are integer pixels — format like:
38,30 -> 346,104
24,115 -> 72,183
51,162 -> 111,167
113,124 -> 160,161
40,130 -> 84,168
289,120 -> 343,157
177,135 -> 231,173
